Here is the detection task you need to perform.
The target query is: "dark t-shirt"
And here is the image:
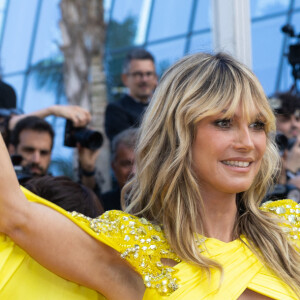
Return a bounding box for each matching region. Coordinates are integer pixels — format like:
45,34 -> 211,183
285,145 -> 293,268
101,187 -> 121,211
105,94 -> 148,142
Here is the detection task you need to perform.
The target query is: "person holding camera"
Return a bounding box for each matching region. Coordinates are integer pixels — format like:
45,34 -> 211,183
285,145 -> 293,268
9,116 -> 54,179
64,119 -> 103,195
273,93 -> 300,140
8,105 -> 92,179
269,92 -> 300,202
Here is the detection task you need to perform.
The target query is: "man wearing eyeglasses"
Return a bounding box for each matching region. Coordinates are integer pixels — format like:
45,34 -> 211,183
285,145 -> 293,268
105,48 -> 158,142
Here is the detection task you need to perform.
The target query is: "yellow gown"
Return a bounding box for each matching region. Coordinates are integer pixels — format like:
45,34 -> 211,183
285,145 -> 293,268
0,187 -> 299,299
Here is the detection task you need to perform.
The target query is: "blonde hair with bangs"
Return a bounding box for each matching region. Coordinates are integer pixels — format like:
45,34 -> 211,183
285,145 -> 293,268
124,52 -> 300,293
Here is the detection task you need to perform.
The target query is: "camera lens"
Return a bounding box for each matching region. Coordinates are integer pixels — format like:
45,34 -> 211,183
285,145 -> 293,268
64,120 -> 103,150
75,129 -> 103,150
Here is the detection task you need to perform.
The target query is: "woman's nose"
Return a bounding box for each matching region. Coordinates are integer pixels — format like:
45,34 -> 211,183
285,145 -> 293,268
233,126 -> 255,151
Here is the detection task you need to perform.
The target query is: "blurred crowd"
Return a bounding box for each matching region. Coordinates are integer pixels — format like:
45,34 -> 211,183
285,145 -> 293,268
0,48 -> 157,216
268,92 -> 300,202
1,48 -> 300,217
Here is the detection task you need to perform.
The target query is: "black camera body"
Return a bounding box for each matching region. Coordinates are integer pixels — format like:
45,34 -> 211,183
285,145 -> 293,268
281,24 -> 300,85
64,120 -> 103,150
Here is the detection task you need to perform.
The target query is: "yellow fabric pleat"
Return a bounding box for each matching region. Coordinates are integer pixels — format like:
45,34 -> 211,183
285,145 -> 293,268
0,187 -> 298,299
143,237 -> 298,300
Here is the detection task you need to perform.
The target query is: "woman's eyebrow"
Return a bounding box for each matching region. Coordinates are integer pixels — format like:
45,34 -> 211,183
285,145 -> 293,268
254,112 -> 266,120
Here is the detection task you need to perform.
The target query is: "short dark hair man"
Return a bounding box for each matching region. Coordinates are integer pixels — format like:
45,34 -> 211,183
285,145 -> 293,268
7,105 -> 91,178
9,116 -> 54,176
105,48 -> 157,142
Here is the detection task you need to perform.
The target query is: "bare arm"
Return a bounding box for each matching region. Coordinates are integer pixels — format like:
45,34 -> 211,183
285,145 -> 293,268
0,134 -> 144,299
9,105 -> 91,129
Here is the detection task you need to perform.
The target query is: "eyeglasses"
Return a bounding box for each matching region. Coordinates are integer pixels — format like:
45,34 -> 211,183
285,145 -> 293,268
127,71 -> 156,79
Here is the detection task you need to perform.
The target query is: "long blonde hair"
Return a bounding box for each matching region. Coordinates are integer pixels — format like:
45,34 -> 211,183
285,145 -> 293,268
124,52 -> 300,293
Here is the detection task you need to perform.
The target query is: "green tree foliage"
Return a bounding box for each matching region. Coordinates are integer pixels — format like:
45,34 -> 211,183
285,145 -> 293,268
105,16 -> 137,102
30,55 -> 65,99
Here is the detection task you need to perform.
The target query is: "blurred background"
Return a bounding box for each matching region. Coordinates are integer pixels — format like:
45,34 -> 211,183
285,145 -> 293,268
0,0 -> 299,176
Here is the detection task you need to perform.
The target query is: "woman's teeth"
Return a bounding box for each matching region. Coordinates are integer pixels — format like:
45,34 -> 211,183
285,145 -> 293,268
222,161 -> 250,167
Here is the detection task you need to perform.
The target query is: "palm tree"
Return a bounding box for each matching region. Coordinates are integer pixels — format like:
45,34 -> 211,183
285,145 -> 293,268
59,0 -> 110,191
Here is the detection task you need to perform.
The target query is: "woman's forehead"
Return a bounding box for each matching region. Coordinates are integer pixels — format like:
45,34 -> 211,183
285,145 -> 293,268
211,97 -> 264,117
211,108 -> 264,124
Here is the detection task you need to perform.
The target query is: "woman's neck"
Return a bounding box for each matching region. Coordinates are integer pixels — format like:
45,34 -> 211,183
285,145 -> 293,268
200,192 -> 238,243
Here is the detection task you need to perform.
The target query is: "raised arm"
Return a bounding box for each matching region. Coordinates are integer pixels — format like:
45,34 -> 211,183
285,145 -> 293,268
9,105 -> 91,129
0,134 -> 144,299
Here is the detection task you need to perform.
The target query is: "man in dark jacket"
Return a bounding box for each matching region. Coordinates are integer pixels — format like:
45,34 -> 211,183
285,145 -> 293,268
105,49 -> 157,142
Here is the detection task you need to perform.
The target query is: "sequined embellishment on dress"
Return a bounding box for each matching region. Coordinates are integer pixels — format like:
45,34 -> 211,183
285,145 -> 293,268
260,199 -> 300,242
68,210 -> 181,296
67,200 -> 300,296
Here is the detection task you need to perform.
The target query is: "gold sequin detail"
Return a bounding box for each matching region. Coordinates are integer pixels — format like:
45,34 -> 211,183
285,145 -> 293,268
260,200 -> 300,244
68,210 -> 181,296
68,200 -> 300,296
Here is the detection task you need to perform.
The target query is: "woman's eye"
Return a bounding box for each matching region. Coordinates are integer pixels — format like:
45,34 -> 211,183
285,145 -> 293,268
214,119 -> 232,128
250,121 -> 265,130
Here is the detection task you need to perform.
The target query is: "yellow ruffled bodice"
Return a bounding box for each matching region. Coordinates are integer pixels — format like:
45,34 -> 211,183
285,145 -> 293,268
0,187 -> 299,299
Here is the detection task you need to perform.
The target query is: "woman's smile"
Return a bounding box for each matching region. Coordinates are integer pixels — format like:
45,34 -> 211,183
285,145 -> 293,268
221,160 -> 251,168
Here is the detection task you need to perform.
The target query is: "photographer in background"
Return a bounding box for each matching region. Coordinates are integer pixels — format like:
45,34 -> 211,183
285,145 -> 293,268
268,92 -> 300,202
9,116 -> 54,180
0,104 -> 91,147
273,92 -> 300,140
6,106 -> 105,214
7,105 -> 94,182
64,119 -> 103,198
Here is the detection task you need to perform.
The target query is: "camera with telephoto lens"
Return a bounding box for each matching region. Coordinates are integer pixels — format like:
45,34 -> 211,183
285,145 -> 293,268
64,120 -> 103,150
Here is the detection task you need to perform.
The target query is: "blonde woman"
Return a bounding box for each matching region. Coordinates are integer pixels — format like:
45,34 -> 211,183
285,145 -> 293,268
0,53 -> 300,300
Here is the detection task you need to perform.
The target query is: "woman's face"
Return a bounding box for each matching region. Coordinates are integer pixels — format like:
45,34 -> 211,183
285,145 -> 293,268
192,103 -> 267,197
